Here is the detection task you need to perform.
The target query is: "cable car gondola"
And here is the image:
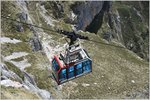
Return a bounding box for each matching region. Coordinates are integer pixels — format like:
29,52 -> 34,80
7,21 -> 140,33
51,41 -> 92,85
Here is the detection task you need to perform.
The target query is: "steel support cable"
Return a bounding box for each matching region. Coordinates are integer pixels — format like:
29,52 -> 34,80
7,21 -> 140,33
1,15 -> 56,33
1,15 -> 126,49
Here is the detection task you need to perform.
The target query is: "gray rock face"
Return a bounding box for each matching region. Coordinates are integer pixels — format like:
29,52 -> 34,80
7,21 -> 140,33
15,12 -> 28,32
86,2 -> 112,33
71,1 -> 105,31
107,9 -> 124,44
29,37 -> 42,51
103,32 -> 112,42
18,12 -> 28,21
70,1 -> 149,61
0,64 -> 23,83
16,23 -> 24,32
41,1 -> 64,19
29,25 -> 42,52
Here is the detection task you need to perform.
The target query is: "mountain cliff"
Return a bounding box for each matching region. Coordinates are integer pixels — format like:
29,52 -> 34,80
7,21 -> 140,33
1,1 -> 149,99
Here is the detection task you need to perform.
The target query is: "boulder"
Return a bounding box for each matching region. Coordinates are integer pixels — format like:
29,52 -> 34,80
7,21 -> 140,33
29,37 -> 42,51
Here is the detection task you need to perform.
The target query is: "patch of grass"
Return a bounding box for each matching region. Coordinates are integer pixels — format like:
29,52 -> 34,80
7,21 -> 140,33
117,7 -> 130,19
3,29 -> 33,42
4,61 -> 24,81
25,63 -> 61,98
1,42 -> 31,56
26,66 -> 52,90
55,20 -> 72,32
24,52 -> 52,88
1,86 -> 39,99
25,53 -> 37,65
24,52 -> 63,98
11,57 -> 24,62
1,1 -> 18,18
1,29 -> 33,57
1,1 -> 20,33
60,31 -> 149,99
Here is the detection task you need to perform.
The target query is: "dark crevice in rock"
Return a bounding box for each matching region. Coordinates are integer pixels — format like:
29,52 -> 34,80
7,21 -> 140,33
71,1 -> 105,31
108,13 -> 113,29
85,9 -> 104,33
85,1 -> 112,34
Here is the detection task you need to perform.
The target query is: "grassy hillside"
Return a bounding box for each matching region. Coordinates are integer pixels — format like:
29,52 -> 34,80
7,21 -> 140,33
1,1 -> 149,99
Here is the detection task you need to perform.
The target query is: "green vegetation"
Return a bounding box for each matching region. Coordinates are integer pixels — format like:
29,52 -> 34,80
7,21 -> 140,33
58,20 -> 72,31
1,86 -> 39,99
24,52 -> 61,98
2,42 -> 31,56
67,32 -> 149,99
111,2 -> 149,60
4,61 -> 24,81
26,66 -> 52,90
117,7 -> 130,18
2,29 -> 33,42
11,57 -> 24,62
1,29 -> 32,57
1,1 -> 19,33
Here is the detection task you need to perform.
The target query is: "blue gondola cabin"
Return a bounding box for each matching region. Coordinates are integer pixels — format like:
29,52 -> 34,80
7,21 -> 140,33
52,44 -> 92,85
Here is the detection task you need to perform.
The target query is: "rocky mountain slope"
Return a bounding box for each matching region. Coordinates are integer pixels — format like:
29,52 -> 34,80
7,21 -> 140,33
1,1 -> 149,99
51,1 -> 149,61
